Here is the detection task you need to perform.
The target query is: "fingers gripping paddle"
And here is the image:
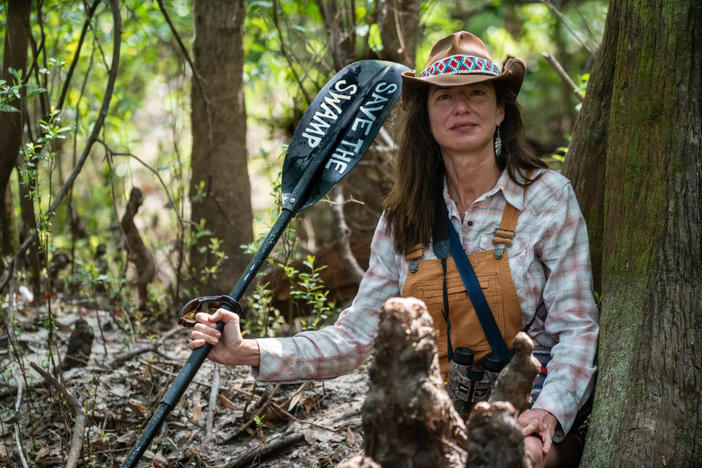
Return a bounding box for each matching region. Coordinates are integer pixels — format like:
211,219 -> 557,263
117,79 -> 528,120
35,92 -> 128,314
122,60 -> 408,467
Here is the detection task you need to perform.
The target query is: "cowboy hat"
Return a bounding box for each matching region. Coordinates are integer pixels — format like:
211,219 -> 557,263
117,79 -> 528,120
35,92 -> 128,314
401,31 -> 525,100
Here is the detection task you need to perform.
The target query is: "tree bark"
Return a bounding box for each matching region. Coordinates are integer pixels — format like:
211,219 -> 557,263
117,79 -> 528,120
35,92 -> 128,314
0,0 -> 31,255
2,185 -> 18,255
315,0 -> 355,71
563,0 -> 702,464
376,0 -> 422,67
560,0 -> 619,291
189,0 -> 252,295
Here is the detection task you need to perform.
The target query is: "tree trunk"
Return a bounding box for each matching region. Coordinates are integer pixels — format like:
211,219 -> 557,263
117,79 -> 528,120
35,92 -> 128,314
315,0 -> 355,71
2,185 -> 18,255
563,0 -> 702,464
17,157 -> 42,296
376,0 -> 421,67
560,1 -> 618,291
189,0 -> 252,295
0,0 -> 31,255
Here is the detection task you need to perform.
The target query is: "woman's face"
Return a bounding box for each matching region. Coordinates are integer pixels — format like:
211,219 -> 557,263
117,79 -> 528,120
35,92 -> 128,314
427,82 -> 504,157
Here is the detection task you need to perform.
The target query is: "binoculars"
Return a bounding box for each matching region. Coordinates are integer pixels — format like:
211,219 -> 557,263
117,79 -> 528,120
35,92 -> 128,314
447,347 -> 506,418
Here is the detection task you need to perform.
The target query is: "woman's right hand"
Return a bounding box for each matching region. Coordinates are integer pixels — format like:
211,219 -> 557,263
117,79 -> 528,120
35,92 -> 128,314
188,308 -> 260,367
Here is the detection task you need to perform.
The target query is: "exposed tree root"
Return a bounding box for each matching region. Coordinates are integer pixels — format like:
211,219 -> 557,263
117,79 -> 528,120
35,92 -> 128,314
362,297 -> 467,467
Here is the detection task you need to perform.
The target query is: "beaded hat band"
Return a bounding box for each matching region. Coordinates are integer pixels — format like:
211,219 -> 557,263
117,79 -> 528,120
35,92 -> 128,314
420,54 -> 501,78
401,31 -> 525,101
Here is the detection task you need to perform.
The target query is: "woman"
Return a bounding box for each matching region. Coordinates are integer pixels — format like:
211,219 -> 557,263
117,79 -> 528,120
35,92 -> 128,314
189,31 -> 598,467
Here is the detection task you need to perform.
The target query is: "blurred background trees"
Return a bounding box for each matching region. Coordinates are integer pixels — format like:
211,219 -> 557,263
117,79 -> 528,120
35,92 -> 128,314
0,0 -> 606,321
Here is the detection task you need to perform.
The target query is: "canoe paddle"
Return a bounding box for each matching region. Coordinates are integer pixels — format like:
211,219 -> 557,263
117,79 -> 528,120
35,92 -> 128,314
122,59 -> 409,467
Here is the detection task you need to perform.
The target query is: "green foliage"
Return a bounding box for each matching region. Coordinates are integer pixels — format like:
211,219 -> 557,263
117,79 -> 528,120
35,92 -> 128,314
0,68 -> 47,112
241,147 -> 294,260
75,259 -> 114,294
3,0 -> 199,323
180,218 -> 230,299
240,150 -> 338,336
576,73 -> 590,98
243,282 -> 285,338
19,110 -> 71,202
201,236 -> 229,279
181,177 -> 233,294
284,255 -> 336,331
550,146 -> 568,163
253,414 -> 264,427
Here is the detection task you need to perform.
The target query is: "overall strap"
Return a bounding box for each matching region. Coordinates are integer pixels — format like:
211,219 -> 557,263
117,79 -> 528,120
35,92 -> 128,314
407,244 -> 424,274
493,170 -> 532,259
432,187 -> 453,358
440,258 -> 452,362
432,185 -> 450,260
492,203 -> 520,259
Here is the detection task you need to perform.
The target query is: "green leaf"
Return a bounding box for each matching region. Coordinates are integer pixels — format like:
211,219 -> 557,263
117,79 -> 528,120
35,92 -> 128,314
26,87 -> 48,98
8,68 -> 22,81
0,103 -> 20,113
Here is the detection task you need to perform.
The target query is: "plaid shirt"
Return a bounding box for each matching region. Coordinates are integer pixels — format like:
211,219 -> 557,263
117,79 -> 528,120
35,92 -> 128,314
254,168 -> 599,437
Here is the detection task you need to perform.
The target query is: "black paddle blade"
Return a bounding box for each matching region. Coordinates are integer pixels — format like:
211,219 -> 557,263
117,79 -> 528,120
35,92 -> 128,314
281,60 -> 409,212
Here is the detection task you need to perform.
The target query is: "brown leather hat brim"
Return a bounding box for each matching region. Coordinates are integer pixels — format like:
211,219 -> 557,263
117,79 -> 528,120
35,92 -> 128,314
401,57 -> 525,101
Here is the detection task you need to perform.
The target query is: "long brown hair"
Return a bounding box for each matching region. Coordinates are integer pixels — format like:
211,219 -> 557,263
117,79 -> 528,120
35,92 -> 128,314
383,83 -> 546,255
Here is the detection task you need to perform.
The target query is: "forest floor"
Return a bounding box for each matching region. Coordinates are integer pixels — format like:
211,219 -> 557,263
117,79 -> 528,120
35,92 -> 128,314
0,293 -> 368,467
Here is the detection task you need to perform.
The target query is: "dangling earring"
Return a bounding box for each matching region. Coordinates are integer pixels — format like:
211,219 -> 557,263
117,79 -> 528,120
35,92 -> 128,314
494,125 -> 502,158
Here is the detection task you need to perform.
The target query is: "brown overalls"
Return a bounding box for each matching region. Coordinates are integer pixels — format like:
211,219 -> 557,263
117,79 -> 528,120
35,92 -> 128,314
402,193 -> 525,378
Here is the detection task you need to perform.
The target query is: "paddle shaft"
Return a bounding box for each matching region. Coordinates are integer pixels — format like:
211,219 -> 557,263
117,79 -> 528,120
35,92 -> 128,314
121,209 -> 293,467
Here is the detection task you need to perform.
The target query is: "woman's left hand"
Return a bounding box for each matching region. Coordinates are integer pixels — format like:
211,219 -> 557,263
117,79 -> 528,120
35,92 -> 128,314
518,408 -> 558,455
